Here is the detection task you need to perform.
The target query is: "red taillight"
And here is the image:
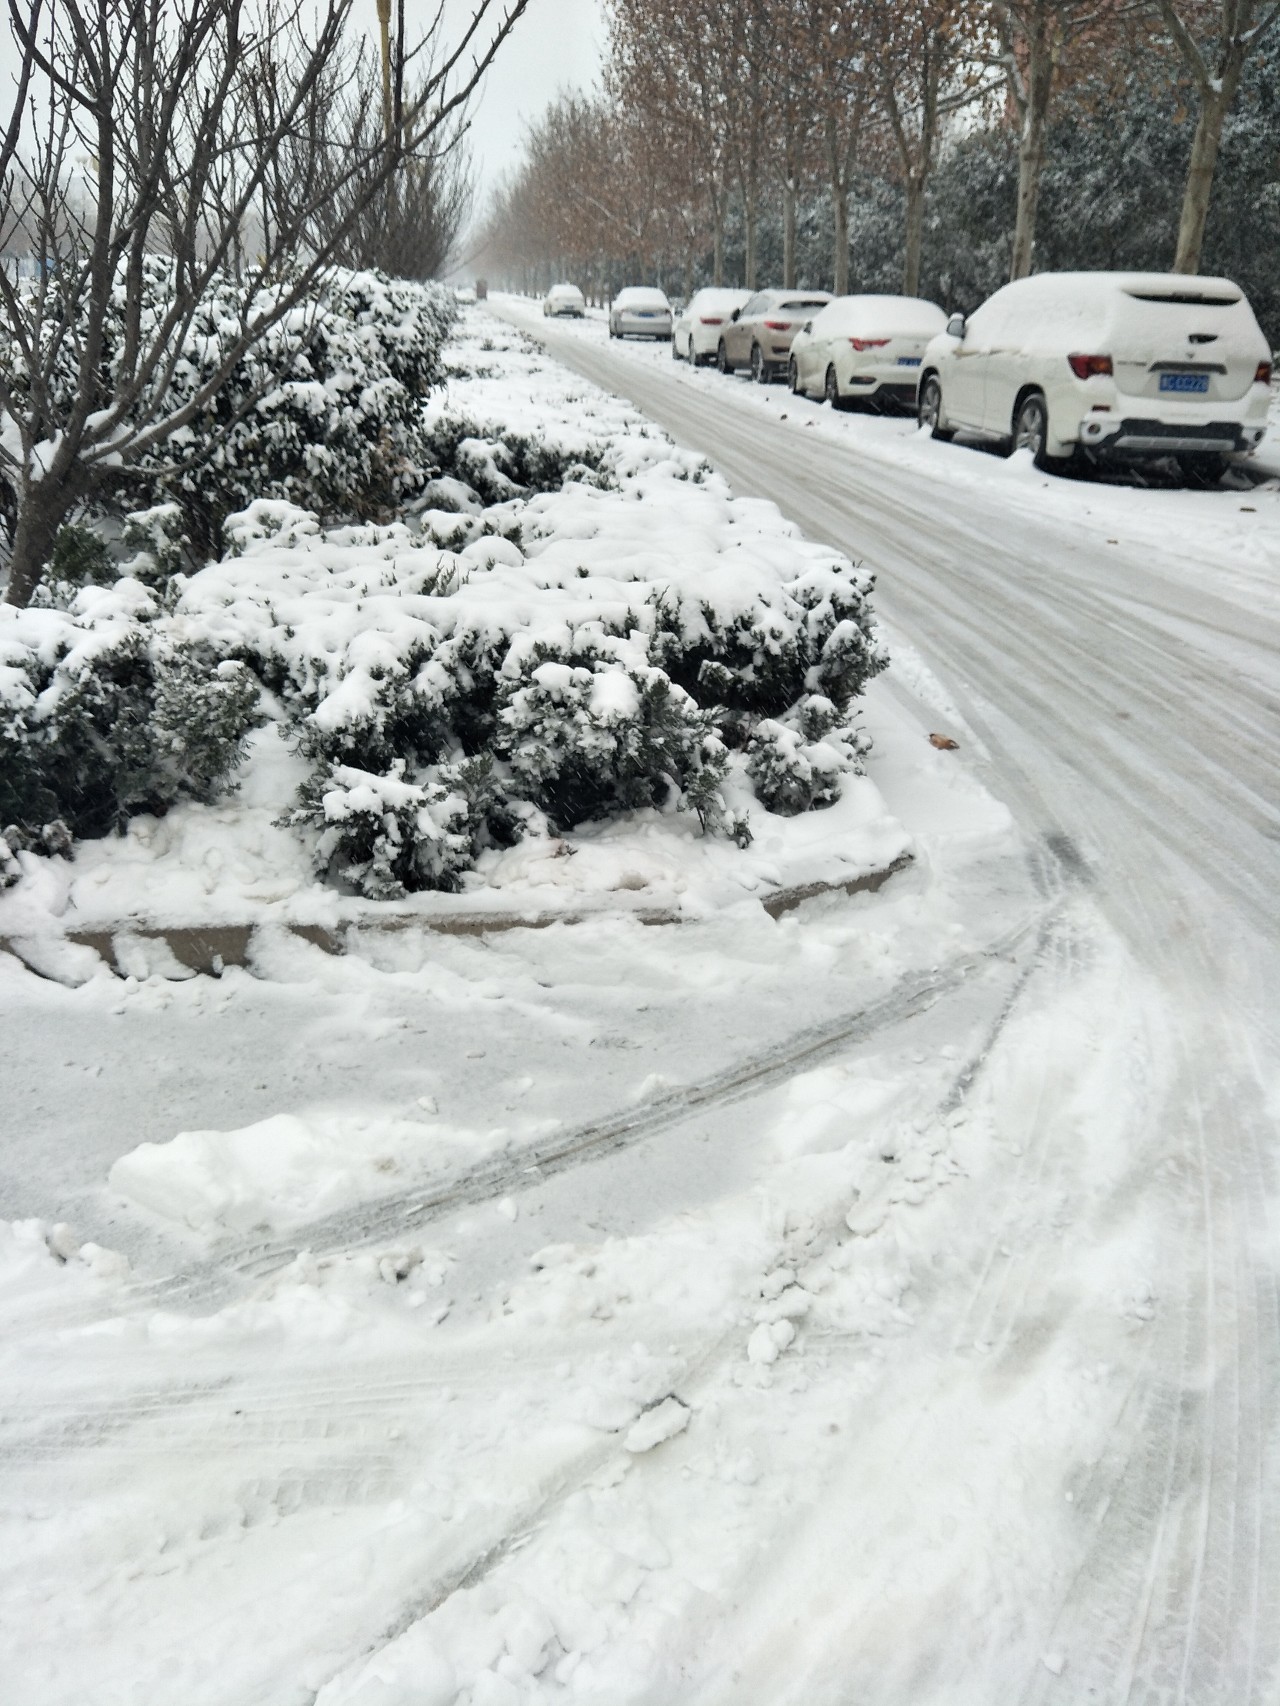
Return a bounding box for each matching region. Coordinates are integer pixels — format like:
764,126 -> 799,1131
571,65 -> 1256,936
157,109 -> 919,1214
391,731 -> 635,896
1068,353 -> 1113,379
763,319 -> 791,330
1256,361 -> 1273,384
699,316 -> 723,325
848,337 -> 890,351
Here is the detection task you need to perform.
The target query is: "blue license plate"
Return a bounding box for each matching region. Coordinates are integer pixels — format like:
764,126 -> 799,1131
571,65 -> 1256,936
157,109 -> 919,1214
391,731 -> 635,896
1160,372 -> 1209,394
897,356 -> 921,367
635,312 -> 656,318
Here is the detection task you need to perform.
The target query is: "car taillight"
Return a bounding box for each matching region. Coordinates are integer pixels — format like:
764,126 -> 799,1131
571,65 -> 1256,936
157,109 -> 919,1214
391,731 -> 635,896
848,337 -> 890,351
1256,361 -> 1273,384
1067,353 -> 1113,379
763,319 -> 791,330
699,316 -> 723,325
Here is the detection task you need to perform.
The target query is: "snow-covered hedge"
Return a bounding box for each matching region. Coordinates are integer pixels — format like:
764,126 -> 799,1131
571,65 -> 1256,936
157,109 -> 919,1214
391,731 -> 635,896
2,313 -> 890,900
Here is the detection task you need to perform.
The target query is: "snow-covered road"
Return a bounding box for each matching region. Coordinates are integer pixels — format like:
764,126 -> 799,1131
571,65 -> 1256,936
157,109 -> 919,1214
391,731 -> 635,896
2,302 -> 1277,1705
499,298 -> 1280,1699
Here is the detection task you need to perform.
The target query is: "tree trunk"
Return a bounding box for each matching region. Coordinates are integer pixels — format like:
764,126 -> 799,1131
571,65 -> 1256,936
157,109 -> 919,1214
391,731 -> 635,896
711,184 -> 725,286
783,175 -> 796,289
4,480 -> 79,607
1174,78 -> 1234,274
903,174 -> 924,297
1010,109 -> 1047,280
832,178 -> 849,295
1009,29 -> 1056,281
744,179 -> 758,289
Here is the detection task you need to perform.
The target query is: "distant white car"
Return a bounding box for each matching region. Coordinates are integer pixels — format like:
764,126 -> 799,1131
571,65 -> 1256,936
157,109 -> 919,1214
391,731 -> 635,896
789,295 -> 947,410
673,287 -> 751,365
917,270 -> 1272,477
543,283 -> 585,318
609,287 -> 673,340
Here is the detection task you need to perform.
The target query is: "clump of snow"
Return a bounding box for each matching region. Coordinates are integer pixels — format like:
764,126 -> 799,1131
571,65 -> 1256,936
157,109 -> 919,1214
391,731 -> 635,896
108,1109 -> 515,1238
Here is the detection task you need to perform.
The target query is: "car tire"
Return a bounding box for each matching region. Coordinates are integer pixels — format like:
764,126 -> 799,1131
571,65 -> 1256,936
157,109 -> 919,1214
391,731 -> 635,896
1012,391 -> 1068,472
787,358 -> 801,394
918,374 -> 954,442
751,344 -> 771,384
672,334 -> 682,360
717,340 -> 731,374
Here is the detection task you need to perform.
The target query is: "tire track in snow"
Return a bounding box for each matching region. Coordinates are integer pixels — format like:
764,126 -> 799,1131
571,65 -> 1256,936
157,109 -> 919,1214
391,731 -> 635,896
123,914 -> 1052,1312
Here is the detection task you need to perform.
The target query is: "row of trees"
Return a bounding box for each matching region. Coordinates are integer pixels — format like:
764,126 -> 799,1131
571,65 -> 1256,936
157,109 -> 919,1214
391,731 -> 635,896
0,0 -> 525,607
478,0 -> 1280,306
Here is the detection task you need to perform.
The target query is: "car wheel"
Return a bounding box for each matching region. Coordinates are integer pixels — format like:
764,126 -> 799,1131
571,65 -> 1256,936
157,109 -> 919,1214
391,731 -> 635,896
1017,388 -> 1058,467
918,374 -> 954,442
751,344 -> 769,384
717,340 -> 731,374
787,357 -> 801,394
672,334 -> 681,360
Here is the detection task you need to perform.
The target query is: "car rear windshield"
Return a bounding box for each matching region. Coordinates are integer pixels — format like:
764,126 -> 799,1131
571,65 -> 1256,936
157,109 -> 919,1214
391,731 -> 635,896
1124,290 -> 1241,307
782,298 -> 830,310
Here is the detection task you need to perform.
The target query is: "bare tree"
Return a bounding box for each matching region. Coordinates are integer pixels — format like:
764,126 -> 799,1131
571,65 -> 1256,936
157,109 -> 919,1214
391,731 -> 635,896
798,0 -> 877,295
879,0 -> 985,295
0,0 -> 527,608
987,0 -> 1137,279
1153,0 -> 1280,271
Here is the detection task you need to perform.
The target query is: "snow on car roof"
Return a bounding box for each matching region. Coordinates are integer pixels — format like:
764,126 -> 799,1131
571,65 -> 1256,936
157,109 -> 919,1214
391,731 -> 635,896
1006,270 -> 1243,306
614,288 -> 670,307
689,288 -> 750,309
811,295 -> 946,332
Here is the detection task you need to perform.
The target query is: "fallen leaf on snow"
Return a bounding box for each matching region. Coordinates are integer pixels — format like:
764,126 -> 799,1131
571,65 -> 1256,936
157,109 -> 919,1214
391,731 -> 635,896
928,733 -> 959,750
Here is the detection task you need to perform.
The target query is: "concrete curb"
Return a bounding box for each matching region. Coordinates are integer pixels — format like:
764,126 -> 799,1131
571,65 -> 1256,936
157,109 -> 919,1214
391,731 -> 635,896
1,854 -> 912,979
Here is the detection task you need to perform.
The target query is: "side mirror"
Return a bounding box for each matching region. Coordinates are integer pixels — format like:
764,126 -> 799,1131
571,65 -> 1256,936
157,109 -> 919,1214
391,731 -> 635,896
802,320 -> 813,333
947,313 -> 966,339
730,308 -> 740,322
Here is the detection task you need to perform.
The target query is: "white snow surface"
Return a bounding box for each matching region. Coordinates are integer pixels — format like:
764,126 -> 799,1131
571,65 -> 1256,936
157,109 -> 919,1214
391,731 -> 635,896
1,302 -> 1277,1706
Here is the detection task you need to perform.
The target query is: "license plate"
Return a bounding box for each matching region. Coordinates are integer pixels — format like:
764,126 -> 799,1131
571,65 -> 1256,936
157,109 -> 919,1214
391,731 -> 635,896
635,312 -> 657,318
1159,372 -> 1209,394
897,356 -> 921,367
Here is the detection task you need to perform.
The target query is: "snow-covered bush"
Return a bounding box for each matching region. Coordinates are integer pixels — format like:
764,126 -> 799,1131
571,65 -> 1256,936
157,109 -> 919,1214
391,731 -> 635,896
287,755 -> 524,900
746,696 -> 871,817
495,637 -> 721,830
0,581 -> 262,841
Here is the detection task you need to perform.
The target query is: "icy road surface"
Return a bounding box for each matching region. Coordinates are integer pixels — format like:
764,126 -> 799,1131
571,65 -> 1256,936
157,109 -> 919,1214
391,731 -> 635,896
1,303 -> 1277,1705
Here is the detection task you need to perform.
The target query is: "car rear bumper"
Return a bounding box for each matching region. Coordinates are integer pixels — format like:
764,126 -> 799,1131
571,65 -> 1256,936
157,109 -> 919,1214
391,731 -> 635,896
1077,415 -> 1268,457
615,315 -> 672,336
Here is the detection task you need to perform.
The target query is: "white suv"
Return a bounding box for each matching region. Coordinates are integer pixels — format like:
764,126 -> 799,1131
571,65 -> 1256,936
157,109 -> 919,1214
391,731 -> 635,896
917,271 -> 1271,477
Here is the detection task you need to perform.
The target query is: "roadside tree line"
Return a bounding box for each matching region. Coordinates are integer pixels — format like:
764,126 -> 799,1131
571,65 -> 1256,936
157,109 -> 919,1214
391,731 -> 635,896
477,0 -> 1280,330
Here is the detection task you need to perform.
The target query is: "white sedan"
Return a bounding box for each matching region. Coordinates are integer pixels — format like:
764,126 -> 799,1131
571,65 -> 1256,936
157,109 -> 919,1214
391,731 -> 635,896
609,287 -> 673,340
917,270 -> 1271,477
789,295 -> 947,410
543,283 -> 585,318
673,287 -> 751,365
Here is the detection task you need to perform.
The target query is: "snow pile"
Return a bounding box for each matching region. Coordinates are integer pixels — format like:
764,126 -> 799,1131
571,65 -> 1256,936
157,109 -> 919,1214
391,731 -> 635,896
109,1108 -> 516,1238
